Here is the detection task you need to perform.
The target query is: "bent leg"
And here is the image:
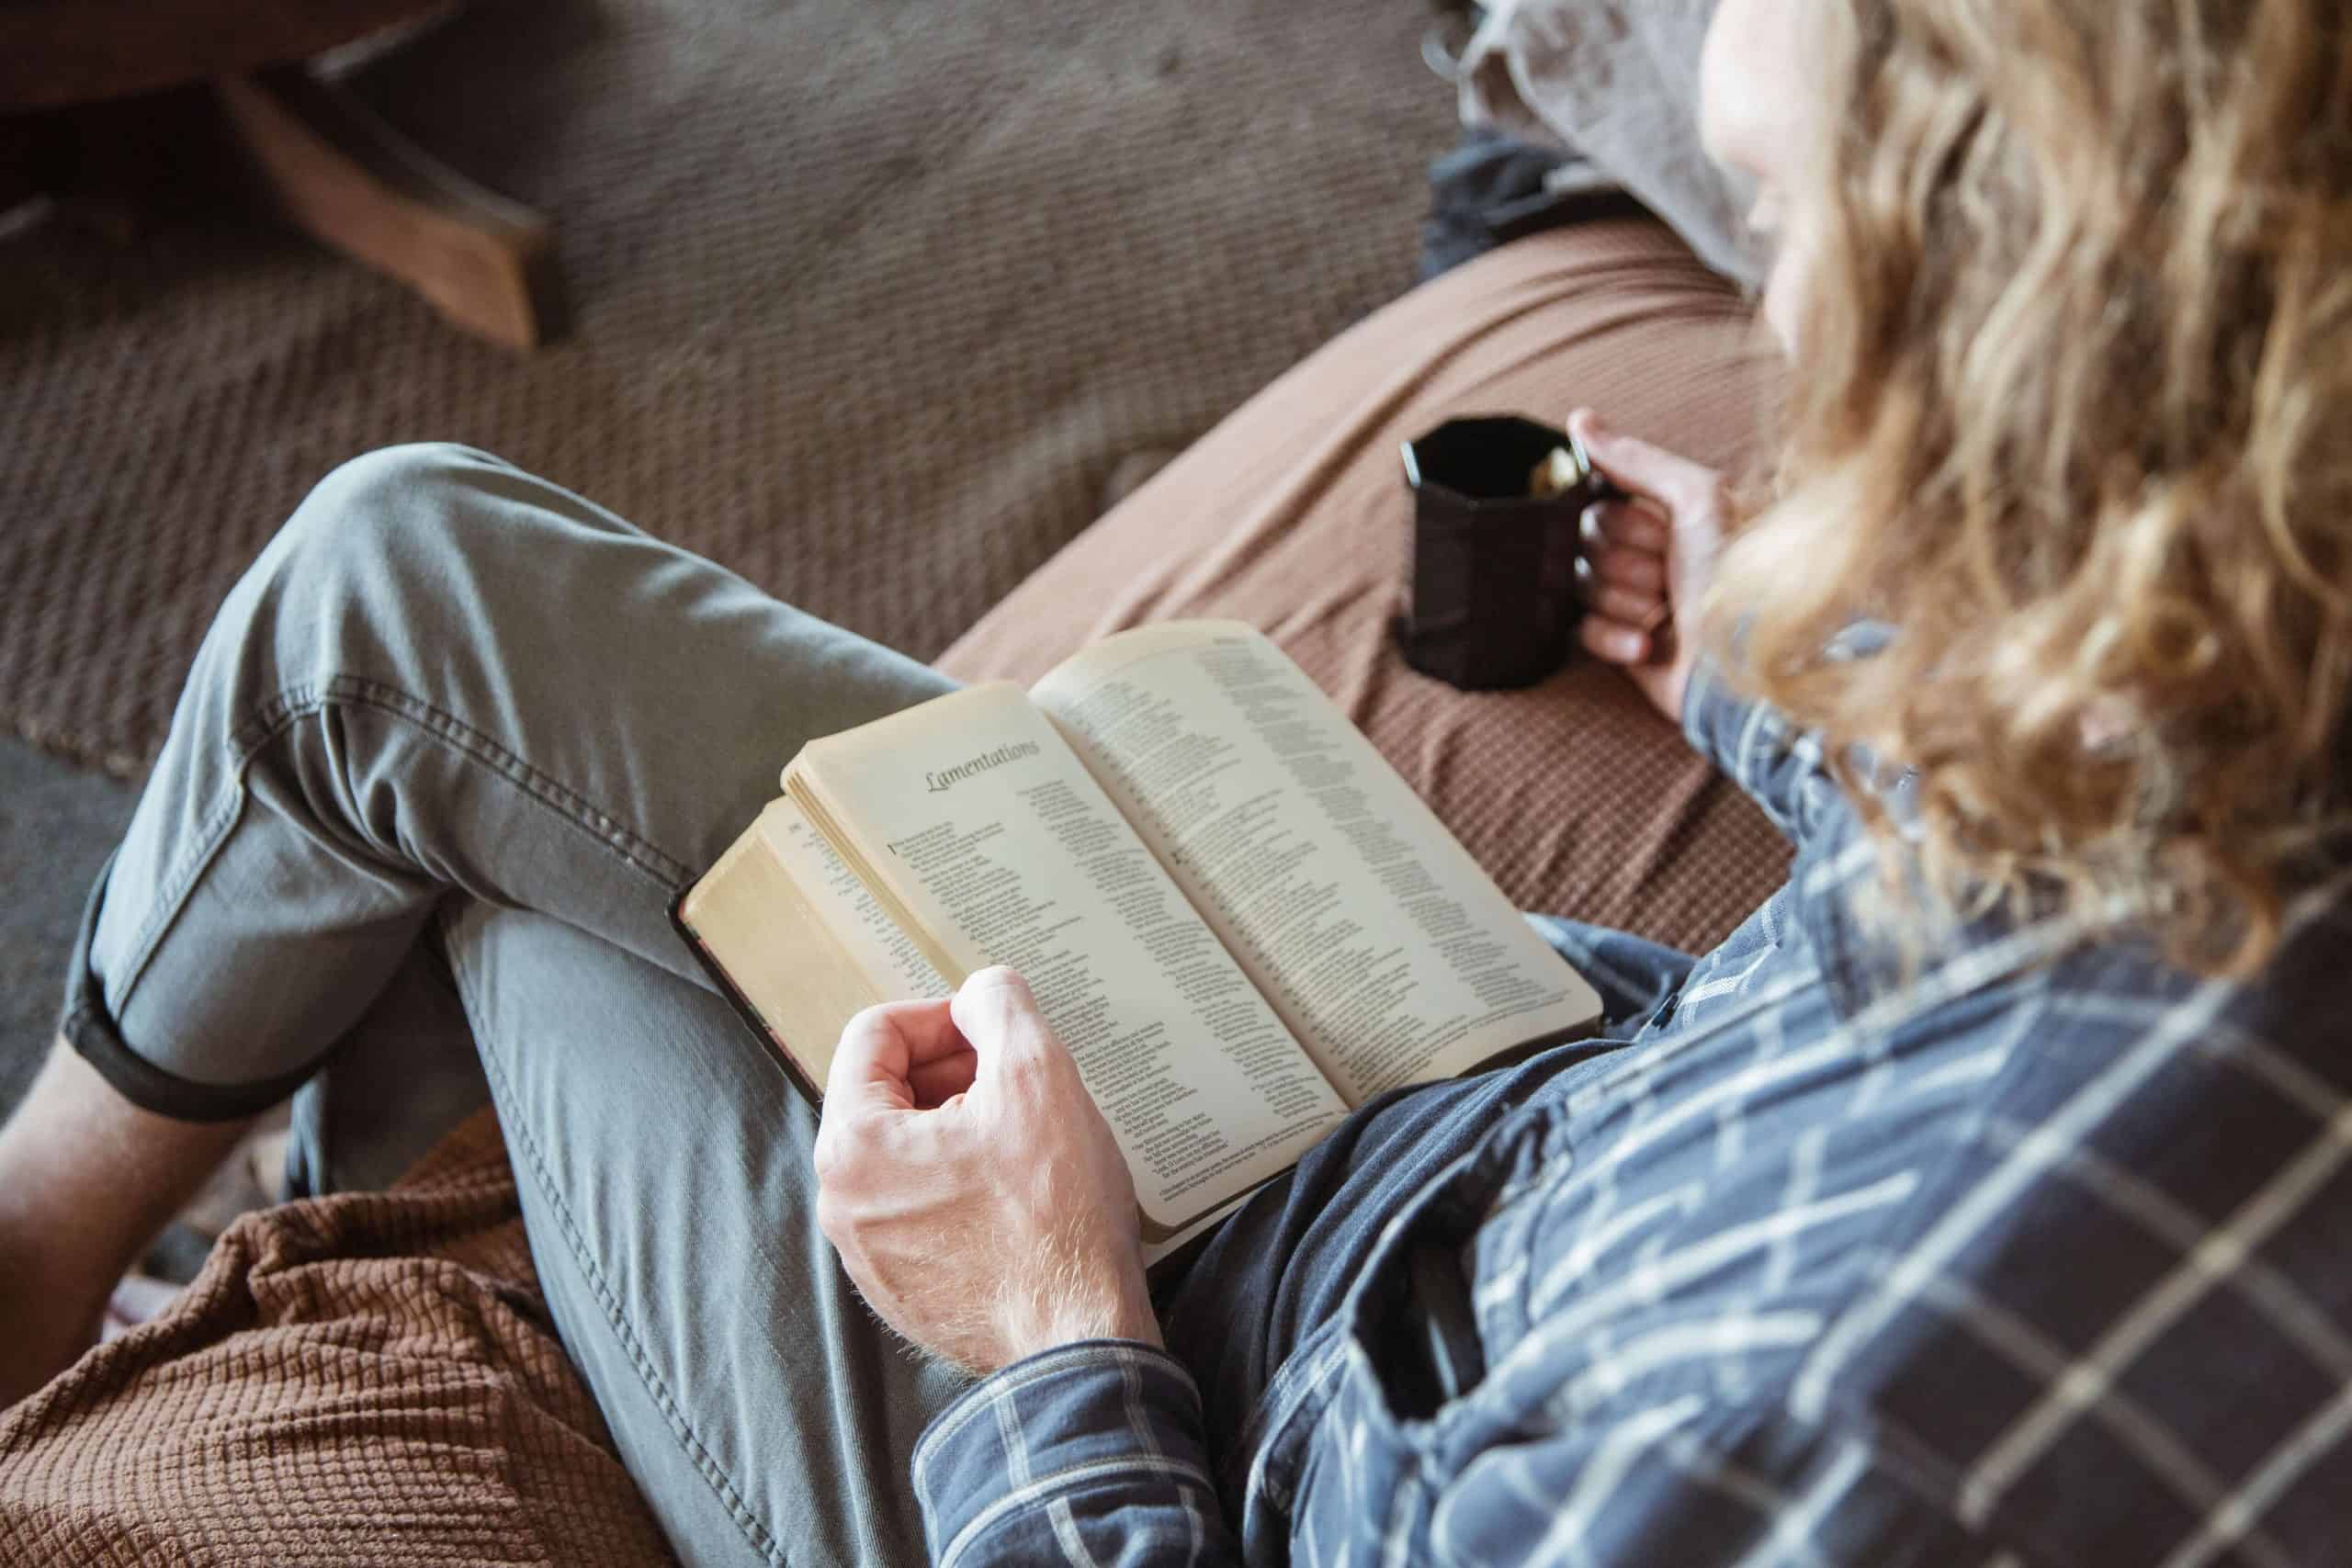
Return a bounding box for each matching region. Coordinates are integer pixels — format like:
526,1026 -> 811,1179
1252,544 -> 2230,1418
43,445 -> 961,1560
446,903 -> 958,1566
66,442 -> 955,1118
281,942 -> 491,1198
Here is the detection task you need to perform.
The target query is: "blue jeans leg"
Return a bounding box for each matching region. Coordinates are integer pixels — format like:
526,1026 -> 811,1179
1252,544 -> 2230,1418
62,445 -> 963,1566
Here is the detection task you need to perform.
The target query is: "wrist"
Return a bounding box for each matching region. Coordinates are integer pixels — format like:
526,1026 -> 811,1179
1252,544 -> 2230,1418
1665,648 -> 1700,725
1001,1276 -> 1162,1366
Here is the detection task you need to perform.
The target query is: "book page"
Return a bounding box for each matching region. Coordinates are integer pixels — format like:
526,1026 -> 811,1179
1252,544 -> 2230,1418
676,798 -> 947,1097
793,684 -> 1349,1231
1031,623 -> 1600,1105
676,810 -> 865,1093
757,799 -> 951,1003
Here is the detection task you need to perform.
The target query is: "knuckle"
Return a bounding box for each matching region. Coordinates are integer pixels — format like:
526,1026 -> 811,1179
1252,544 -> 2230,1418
966,965 -> 1034,1009
813,1113 -> 874,1180
841,1002 -> 892,1041
998,1047 -> 1053,1094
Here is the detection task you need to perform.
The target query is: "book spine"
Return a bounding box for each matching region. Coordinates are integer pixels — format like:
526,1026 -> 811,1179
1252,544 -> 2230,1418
667,884 -> 828,1112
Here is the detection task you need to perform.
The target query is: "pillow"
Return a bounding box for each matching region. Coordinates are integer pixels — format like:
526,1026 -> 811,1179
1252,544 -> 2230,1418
1453,0 -> 1760,288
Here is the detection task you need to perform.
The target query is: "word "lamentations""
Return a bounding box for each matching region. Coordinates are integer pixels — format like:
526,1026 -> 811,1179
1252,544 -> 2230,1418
925,740 -> 1042,793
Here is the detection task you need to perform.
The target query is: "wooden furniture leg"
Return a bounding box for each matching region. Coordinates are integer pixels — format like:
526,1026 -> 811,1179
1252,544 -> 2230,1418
213,65 -> 559,349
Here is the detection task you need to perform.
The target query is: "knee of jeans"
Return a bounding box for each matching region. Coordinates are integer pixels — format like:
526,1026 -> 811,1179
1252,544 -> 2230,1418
266,444 -> 514,605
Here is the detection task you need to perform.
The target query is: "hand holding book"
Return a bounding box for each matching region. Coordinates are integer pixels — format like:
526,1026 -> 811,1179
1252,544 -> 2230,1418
813,968 -> 1161,1375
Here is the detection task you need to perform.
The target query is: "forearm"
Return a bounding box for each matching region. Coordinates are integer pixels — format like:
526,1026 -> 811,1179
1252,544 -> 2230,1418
819,975 -> 1236,1562
914,1341 -> 1239,1567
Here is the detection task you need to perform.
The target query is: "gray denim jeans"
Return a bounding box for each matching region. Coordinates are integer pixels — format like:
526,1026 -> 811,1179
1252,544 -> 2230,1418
61,445 -> 967,1566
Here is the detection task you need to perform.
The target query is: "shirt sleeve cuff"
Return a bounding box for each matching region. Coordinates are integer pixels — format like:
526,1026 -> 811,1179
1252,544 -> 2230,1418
1679,656 -> 1751,769
912,1339 -> 1217,1565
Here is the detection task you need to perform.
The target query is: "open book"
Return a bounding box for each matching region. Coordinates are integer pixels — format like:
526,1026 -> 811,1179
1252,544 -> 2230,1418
674,621 -> 1601,1243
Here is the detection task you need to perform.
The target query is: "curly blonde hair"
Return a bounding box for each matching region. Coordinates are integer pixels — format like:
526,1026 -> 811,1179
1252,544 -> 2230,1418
1712,0 -> 2352,972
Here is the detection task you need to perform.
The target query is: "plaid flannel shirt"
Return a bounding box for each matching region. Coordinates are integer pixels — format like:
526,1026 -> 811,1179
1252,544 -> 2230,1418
912,662 -> 2352,1567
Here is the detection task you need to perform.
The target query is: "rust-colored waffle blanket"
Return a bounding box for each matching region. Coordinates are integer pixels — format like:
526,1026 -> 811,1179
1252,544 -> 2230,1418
941,218 -> 1792,954
0,1110 -> 676,1566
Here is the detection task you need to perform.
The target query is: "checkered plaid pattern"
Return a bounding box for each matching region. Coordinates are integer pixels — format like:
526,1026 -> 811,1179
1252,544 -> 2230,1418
912,666 -> 2352,1565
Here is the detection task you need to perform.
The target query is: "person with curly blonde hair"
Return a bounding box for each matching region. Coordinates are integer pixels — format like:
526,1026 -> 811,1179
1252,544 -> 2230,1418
1698,0 -> 2352,981
4,1 -> 2346,1563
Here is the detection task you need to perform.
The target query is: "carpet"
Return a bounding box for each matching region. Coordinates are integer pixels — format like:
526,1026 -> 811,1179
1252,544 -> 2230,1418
0,736 -> 134,1119
0,0 -> 1456,775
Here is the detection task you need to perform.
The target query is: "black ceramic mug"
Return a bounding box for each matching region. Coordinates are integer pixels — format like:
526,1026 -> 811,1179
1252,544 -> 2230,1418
1395,413 -> 1611,690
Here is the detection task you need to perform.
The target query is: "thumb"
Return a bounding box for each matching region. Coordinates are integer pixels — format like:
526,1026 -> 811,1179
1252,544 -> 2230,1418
950,966 -> 1059,1089
1568,409 -> 1719,516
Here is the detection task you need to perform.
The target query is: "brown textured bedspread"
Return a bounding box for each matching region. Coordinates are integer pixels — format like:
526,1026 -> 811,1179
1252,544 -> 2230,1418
0,1110 -> 676,1566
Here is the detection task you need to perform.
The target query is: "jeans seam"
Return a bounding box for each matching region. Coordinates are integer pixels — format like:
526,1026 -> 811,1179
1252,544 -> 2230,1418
231,674 -> 695,886
109,786 -> 245,1020
108,673 -> 687,1046
455,964 -> 794,1568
